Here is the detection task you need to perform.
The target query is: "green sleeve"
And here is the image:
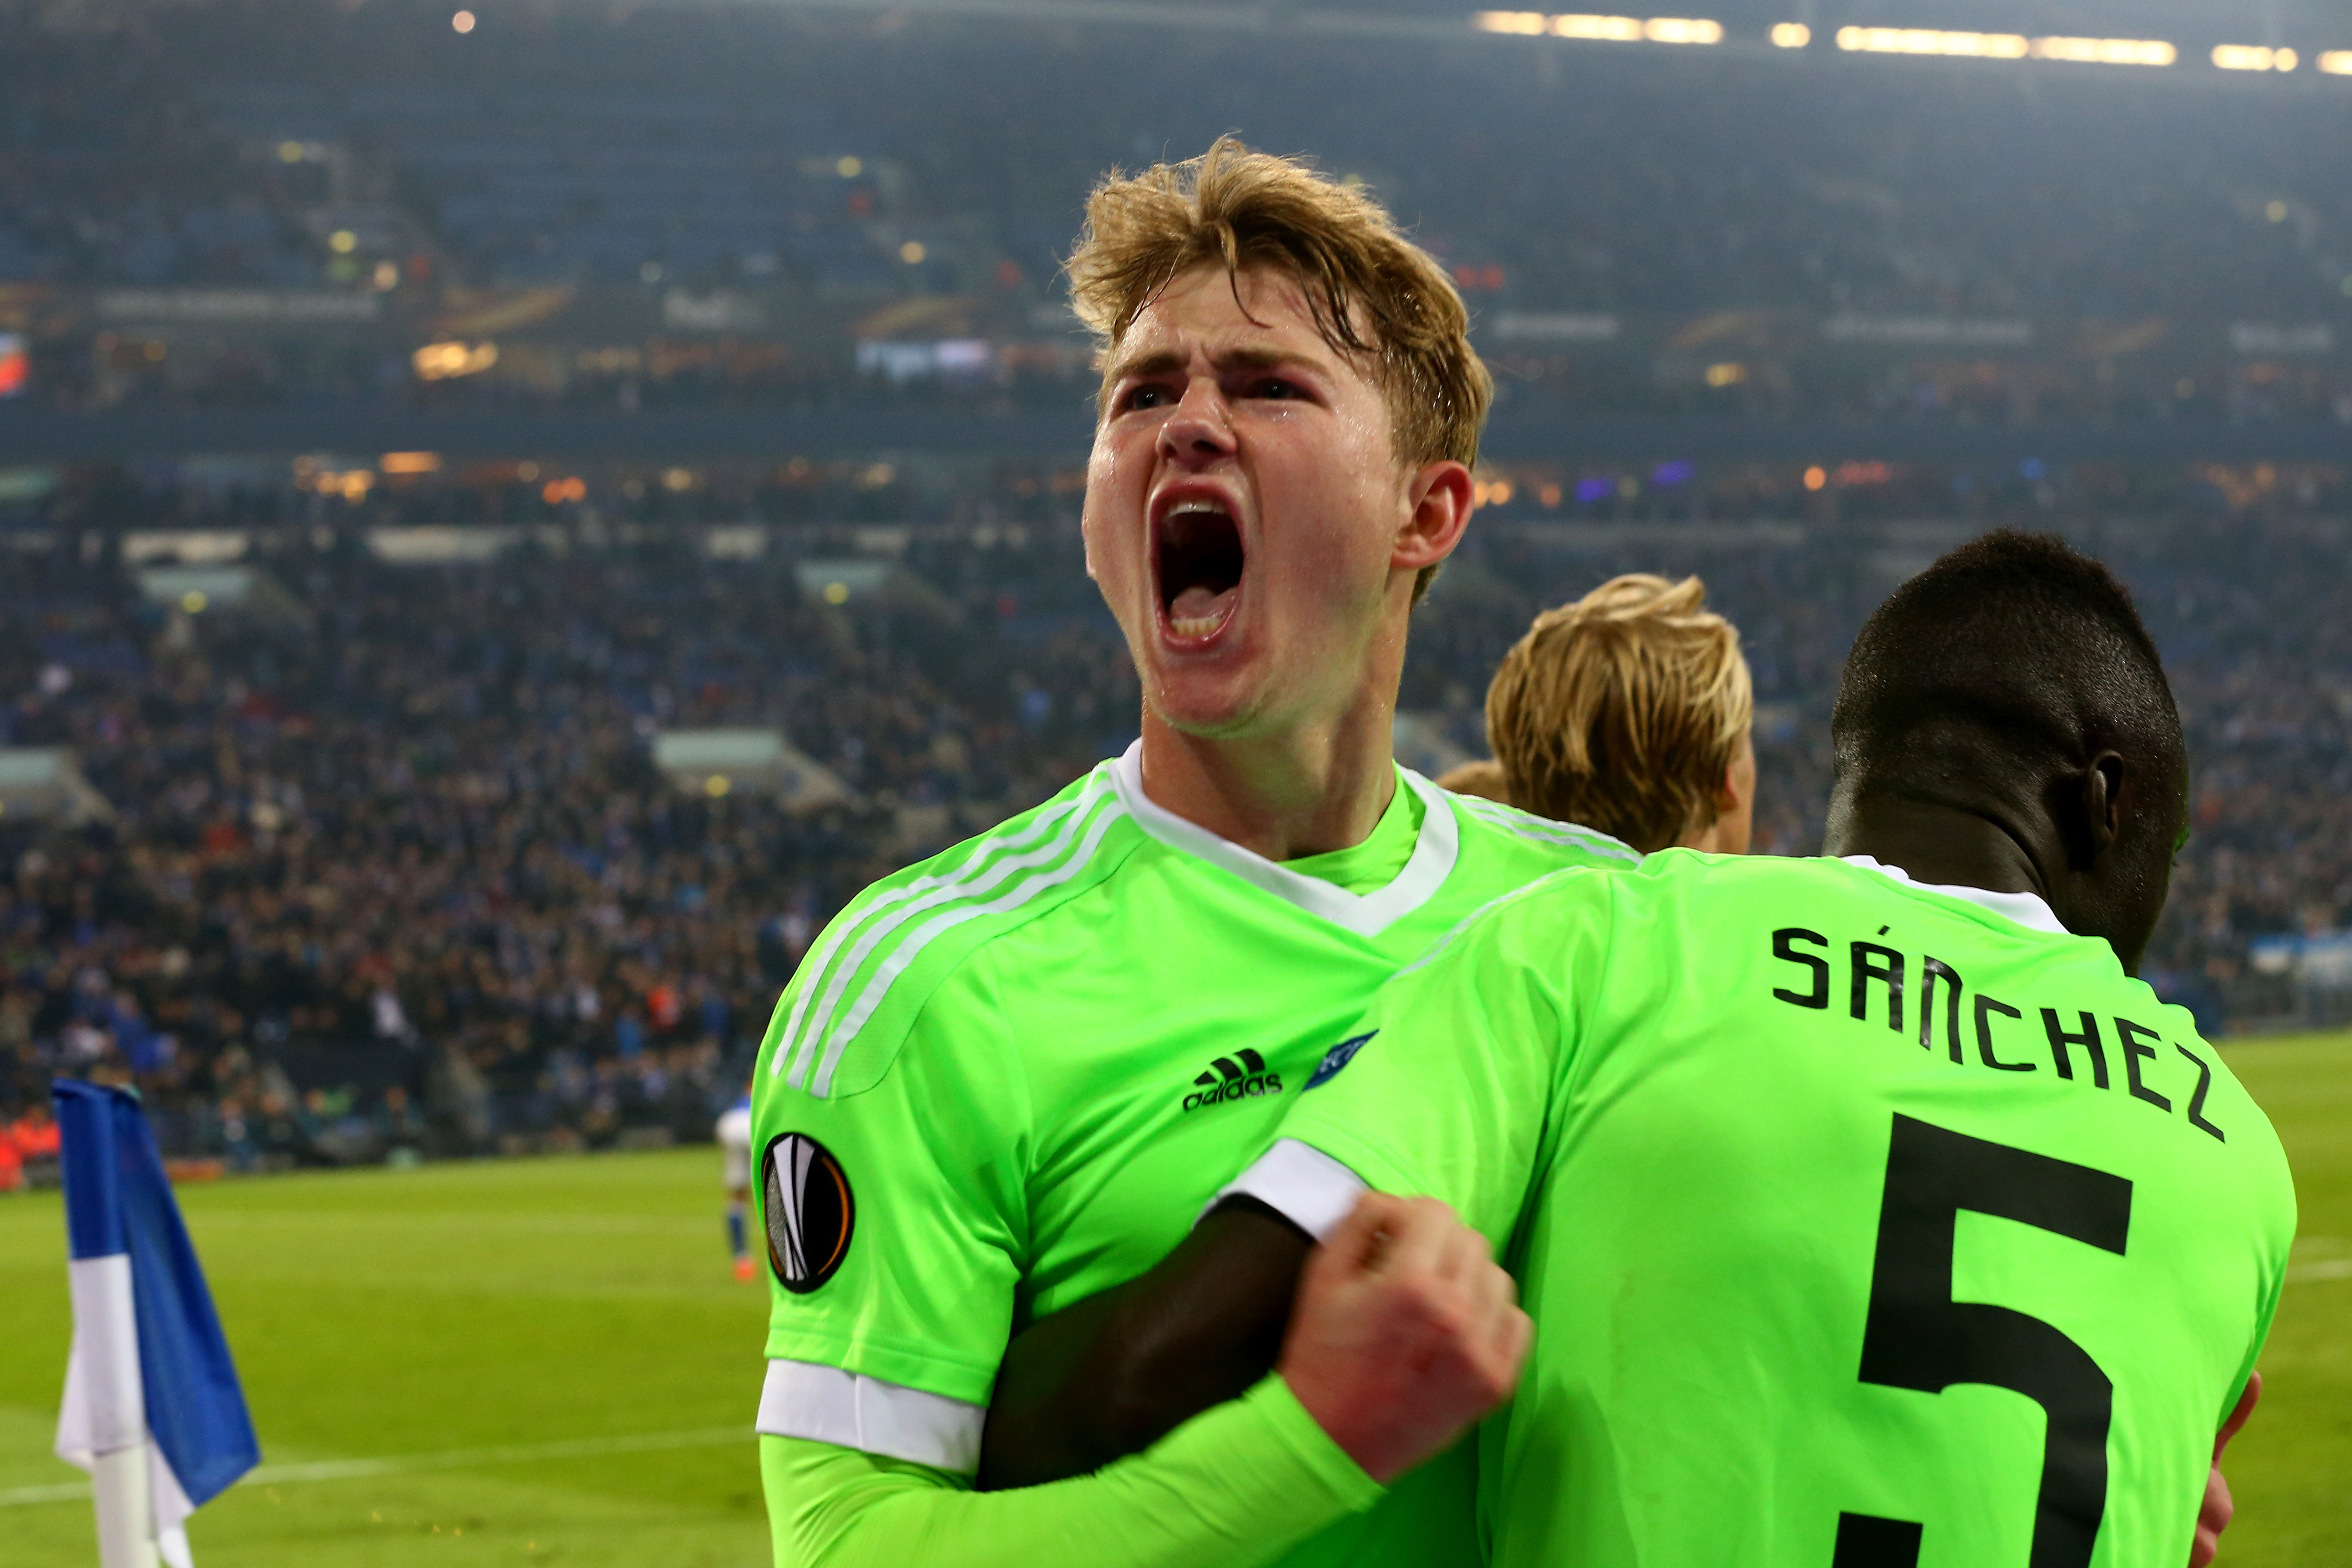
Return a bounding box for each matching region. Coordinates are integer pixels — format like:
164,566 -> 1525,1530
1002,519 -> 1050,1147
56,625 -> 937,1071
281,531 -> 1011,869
753,952 -> 1031,1406
762,1375 -> 1383,1568
1276,874 -> 1605,1246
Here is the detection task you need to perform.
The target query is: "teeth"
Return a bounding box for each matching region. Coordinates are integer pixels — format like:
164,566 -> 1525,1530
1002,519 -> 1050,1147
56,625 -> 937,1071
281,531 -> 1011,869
1167,499 -> 1230,517
1170,613 -> 1224,638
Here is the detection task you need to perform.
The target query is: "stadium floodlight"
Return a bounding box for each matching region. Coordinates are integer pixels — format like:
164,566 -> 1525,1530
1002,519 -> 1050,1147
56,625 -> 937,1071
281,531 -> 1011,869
1770,22 -> 1810,47
412,340 -> 498,380
1644,18 -> 1722,44
2323,50 -> 2352,74
1835,27 -> 2030,58
1551,15 -> 1645,40
2213,44 -> 2296,71
1476,11 -> 1722,43
2032,36 -> 2175,67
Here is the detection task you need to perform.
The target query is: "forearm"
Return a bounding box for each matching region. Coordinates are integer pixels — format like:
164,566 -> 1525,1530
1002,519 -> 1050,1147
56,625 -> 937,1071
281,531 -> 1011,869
979,1203 -> 1310,1488
767,1373 -> 1379,1568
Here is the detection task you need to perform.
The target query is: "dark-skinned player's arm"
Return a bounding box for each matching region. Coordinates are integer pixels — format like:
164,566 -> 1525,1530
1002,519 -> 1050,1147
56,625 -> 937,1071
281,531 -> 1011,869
981,1190 -> 1516,1492
772,1193 -> 1522,1567
980,1198 -> 1312,1488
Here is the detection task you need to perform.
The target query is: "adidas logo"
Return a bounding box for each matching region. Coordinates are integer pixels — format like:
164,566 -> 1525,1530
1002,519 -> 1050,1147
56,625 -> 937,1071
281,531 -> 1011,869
1182,1048 -> 1284,1112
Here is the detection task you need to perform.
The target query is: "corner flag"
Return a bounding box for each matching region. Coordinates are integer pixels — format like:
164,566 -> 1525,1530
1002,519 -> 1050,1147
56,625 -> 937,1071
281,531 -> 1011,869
52,1080 -> 260,1568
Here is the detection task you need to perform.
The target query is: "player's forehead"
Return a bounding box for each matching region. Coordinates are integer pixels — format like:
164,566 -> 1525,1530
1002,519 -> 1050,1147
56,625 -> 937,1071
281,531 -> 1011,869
1103,263 -> 1367,387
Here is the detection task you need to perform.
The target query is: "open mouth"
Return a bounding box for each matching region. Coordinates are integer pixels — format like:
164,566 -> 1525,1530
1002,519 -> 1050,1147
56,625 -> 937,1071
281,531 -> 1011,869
1156,499 -> 1245,643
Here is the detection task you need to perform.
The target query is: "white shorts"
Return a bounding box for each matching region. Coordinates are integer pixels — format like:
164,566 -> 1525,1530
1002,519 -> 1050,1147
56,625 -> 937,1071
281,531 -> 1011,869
717,1106 -> 754,1190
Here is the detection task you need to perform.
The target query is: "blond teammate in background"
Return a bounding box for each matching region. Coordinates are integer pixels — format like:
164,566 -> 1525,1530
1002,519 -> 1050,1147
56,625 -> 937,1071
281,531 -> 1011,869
1439,572 -> 1756,854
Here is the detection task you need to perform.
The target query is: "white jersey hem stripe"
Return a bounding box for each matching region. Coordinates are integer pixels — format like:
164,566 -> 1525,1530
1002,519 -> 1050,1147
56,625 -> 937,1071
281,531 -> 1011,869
1213,1138 -> 1372,1244
757,1359 -> 985,1474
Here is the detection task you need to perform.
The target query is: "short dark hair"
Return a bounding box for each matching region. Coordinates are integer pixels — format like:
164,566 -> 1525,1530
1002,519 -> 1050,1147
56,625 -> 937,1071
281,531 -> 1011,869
1832,530 -> 2183,792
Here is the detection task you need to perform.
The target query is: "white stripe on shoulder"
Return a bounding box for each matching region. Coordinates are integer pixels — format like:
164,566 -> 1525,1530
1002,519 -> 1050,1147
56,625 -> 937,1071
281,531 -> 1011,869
771,772 -> 1110,1086
1456,796 -> 1641,863
808,789 -> 1130,1096
1391,866 -> 1585,983
757,1358 -> 983,1474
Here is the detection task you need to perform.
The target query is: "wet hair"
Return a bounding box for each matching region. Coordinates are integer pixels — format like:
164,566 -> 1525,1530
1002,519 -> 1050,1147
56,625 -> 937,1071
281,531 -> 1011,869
1833,530 -> 2183,798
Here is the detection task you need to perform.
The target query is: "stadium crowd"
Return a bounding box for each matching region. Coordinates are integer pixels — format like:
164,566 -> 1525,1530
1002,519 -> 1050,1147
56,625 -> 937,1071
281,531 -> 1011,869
0,459 -> 2345,1172
5,2 -> 2352,423
0,499 -> 1136,1172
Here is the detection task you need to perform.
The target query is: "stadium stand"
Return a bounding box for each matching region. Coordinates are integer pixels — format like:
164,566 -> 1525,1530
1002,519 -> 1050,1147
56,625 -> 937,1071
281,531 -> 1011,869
4,0 -> 2350,1167
3,1 -> 2351,431
0,456 -> 2343,1162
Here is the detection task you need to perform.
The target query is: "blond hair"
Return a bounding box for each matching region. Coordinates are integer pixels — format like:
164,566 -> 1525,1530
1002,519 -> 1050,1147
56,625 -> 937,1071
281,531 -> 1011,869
1487,574 -> 1754,854
1067,138 -> 1492,600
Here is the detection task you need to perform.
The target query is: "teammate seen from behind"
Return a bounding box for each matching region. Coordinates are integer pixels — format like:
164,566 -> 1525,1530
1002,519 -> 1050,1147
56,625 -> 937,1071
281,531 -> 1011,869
745,139 -> 1629,1568
1486,572 -> 1756,853
985,531 -> 2291,1568
1436,572 -> 1756,854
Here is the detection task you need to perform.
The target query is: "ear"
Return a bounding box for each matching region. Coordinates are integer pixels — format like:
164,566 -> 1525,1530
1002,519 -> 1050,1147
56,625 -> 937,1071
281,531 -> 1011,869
1392,460 -> 1475,577
1716,763 -> 1744,815
2081,750 -> 2126,854
1080,492 -> 1103,582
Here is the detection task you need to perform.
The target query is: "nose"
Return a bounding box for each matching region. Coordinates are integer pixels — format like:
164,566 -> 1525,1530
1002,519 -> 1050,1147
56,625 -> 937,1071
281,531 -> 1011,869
1157,376 -> 1236,467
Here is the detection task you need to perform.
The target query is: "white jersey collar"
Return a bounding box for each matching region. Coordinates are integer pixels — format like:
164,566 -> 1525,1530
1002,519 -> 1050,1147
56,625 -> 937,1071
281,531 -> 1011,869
1110,741 -> 1459,938
1839,854 -> 2068,935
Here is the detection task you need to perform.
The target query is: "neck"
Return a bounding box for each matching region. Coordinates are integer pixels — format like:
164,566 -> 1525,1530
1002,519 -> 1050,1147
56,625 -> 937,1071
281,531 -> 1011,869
1822,792 -> 2049,900
1136,688 -> 1401,862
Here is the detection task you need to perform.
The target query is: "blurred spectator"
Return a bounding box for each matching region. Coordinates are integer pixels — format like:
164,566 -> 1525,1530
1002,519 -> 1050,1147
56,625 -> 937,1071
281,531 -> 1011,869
2,466 -> 2341,1178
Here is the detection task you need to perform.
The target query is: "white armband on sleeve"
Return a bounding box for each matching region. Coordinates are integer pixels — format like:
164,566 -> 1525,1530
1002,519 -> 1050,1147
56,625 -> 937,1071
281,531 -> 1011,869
1209,1138 -> 1371,1244
757,1358 -> 986,1474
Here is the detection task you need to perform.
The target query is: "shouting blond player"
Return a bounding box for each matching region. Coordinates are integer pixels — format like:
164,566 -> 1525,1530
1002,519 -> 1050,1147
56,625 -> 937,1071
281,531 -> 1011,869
746,141 -> 1626,1568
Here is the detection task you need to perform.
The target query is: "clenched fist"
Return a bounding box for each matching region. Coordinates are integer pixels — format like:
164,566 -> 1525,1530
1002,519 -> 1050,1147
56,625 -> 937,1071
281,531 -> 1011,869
1279,1192 -> 1532,1484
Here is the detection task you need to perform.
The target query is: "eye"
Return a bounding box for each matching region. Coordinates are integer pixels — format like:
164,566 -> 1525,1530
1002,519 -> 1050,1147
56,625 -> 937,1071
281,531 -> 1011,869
1252,378 -> 1302,400
1119,384 -> 1171,412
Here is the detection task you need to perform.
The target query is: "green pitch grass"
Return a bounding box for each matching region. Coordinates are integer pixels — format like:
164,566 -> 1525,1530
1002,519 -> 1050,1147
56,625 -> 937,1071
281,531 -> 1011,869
0,1146 -> 772,1567
3,1035 -> 2348,1567
2214,1031 -> 2352,1568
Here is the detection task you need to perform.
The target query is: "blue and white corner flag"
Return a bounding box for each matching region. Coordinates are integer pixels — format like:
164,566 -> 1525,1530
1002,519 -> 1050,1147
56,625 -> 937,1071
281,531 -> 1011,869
52,1080 -> 260,1568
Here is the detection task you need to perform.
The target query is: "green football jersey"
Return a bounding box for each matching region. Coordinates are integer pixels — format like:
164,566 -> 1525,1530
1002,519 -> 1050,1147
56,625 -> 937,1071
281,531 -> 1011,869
748,742 -> 1637,1566
1256,850 -> 2297,1568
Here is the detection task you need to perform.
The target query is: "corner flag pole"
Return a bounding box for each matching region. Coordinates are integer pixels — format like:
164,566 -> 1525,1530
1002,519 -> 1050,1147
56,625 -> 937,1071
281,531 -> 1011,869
53,1080 -> 260,1568
61,1237 -> 159,1568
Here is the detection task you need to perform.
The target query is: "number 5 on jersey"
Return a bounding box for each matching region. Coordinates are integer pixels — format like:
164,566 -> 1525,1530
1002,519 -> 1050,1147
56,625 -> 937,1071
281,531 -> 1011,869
1836,1115 -> 2132,1568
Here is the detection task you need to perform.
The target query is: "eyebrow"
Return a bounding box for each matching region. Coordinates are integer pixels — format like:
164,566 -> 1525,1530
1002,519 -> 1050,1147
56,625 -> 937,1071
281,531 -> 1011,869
1101,344 -> 1329,389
